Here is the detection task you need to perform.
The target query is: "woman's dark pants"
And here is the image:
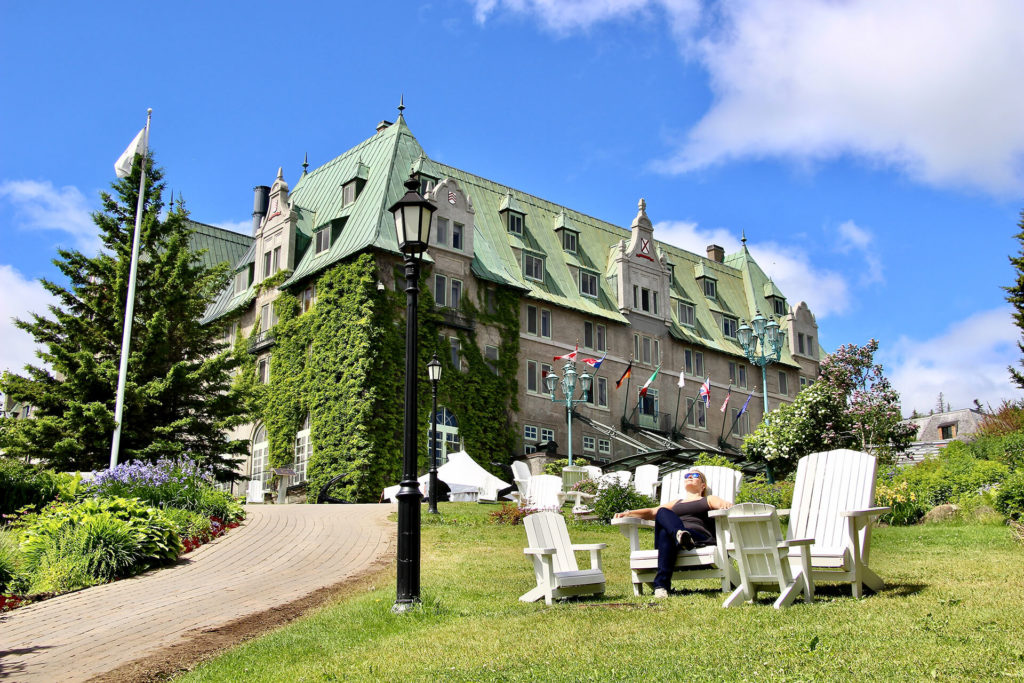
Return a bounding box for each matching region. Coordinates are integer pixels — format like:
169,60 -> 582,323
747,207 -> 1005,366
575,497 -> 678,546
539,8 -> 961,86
653,507 -> 712,591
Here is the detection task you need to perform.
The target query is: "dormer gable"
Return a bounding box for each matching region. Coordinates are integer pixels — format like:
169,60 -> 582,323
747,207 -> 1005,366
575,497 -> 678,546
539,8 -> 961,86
499,190 -> 526,236
694,260 -> 718,299
428,178 -> 475,256
411,153 -> 438,197
256,167 -> 299,279
613,198 -> 670,323
341,158 -> 369,207
554,209 -> 579,253
764,279 -> 787,316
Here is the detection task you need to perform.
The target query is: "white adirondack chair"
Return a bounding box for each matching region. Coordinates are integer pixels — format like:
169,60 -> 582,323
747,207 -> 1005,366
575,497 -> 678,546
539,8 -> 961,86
598,470 -> 631,489
511,460 -> 532,498
612,465 -> 743,595
582,465 -> 603,481
521,511 -> 606,605
720,503 -> 814,609
633,464 -> 660,499
518,474 -> 566,510
782,449 -> 890,597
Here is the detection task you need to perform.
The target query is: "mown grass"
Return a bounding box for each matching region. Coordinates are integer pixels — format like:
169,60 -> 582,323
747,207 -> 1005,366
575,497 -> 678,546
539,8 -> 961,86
180,505 -> 1024,682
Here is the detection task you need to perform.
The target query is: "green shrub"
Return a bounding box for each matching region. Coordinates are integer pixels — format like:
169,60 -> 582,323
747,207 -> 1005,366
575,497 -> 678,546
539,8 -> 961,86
543,457 -> 590,476
737,475 -> 795,509
0,529 -> 24,593
693,453 -> 742,471
591,480 -> 656,524
193,487 -> 245,523
162,507 -> 213,540
970,432 -> 1024,471
874,479 -> 926,526
995,471 -> 1024,520
22,527 -> 98,595
898,447 -> 1009,507
0,459 -> 72,517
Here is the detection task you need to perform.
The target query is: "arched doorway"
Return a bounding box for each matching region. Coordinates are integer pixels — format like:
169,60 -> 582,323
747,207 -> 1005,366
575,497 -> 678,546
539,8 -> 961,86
427,407 -> 461,466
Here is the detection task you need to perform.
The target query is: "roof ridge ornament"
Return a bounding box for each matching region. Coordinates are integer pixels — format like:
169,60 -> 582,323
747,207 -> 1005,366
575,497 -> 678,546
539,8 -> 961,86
302,152 -> 309,176
398,94 -> 405,118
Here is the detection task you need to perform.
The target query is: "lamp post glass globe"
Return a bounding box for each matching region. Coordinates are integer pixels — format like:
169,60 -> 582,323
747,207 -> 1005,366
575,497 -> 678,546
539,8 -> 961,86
546,358 -> 597,467
389,176 -> 437,255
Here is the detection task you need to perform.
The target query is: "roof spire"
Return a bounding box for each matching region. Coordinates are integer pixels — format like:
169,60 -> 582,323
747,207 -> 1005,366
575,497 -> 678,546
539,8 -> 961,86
397,94 -> 405,118
302,152 -> 309,176
741,228 -> 747,247
276,166 -> 283,181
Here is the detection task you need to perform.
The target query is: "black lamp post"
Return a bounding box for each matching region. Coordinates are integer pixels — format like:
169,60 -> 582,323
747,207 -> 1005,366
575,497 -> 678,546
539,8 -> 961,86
426,354 -> 442,515
389,173 -> 436,613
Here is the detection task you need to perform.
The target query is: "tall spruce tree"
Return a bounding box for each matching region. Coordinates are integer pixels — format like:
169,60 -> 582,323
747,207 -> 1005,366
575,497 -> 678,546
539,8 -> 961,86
1006,211 -> 1024,390
0,157 -> 250,477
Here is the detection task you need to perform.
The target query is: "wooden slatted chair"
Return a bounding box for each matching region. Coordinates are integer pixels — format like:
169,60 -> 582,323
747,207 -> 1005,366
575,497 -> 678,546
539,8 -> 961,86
783,449 -> 890,597
612,465 -> 743,595
721,503 -> 814,609
511,460 -> 532,499
521,511 -> 606,605
633,464 -> 660,499
518,474 -> 566,510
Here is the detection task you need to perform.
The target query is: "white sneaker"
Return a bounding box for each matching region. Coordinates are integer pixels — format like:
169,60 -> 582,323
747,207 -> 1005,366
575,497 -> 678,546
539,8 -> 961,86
653,588 -> 669,599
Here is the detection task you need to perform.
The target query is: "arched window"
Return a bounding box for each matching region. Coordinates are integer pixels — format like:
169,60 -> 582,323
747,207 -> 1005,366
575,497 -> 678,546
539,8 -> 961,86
252,425 -> 269,489
427,407 -> 461,466
294,413 -> 312,482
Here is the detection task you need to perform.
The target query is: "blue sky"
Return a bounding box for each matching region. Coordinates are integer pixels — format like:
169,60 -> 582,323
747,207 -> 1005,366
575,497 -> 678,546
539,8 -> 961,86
2,0 -> 1022,416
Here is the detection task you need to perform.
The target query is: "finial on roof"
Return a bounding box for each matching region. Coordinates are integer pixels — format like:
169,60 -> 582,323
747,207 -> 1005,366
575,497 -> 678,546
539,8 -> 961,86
276,167 -> 283,180
638,198 -> 646,214
302,152 -> 309,176
741,229 -> 747,247
398,94 -> 405,117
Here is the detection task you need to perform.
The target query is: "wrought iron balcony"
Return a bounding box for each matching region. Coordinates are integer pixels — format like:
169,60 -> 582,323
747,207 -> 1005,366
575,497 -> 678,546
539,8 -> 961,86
248,329 -> 276,354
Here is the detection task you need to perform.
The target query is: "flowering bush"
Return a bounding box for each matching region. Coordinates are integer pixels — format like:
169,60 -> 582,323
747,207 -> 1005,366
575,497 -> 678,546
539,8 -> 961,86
875,479 -> 925,526
572,478 -> 599,496
488,503 -> 536,525
592,480 -> 656,524
543,457 -> 590,476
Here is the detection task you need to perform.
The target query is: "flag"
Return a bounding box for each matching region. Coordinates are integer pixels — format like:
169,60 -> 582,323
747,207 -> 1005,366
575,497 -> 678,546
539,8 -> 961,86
115,127 -> 149,178
677,371 -> 685,389
639,366 -> 660,397
699,376 -> 711,405
581,353 -> 606,369
737,392 -> 753,416
720,386 -> 732,413
553,343 -> 578,362
616,360 -> 633,389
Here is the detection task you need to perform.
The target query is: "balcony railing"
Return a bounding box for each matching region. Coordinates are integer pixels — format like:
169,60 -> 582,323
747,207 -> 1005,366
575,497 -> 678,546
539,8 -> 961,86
440,308 -> 474,331
248,329 -> 276,354
629,410 -> 672,433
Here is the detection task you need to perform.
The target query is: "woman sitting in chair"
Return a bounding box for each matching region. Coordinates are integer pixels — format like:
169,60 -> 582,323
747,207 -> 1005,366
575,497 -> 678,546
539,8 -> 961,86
614,468 -> 733,598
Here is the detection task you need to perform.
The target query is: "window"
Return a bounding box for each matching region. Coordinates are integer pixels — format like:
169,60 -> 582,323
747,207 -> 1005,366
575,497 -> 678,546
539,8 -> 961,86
484,345 -> 499,373
452,222 -> 464,251
584,321 -> 595,350
562,230 -> 577,253
524,444 -> 538,454
428,407 -> 460,465
257,357 -> 270,384
774,298 -> 787,316
301,285 -> 315,313
524,425 -> 538,441
343,181 -> 356,206
527,360 -> 538,393
541,309 -> 551,338
580,271 -> 598,298
799,333 -> 815,357
582,436 -> 595,452
540,427 -> 555,442
695,351 -> 704,378
260,303 -> 277,331
583,324 -> 607,355
778,371 -> 789,396
449,337 -> 461,370
684,349 -> 693,375
419,177 -> 435,196
436,217 -> 449,246
800,376 -> 815,390
723,316 -> 738,338
450,279 -> 463,309
315,228 -> 330,254
686,397 -> 707,429
633,334 -> 659,366
638,388 -> 658,418
263,251 -> 273,278
703,278 -> 717,298
598,439 -> 611,455
729,362 -> 747,388
526,305 -> 538,335
252,425 -> 269,489
806,336 -> 815,356
272,246 -> 281,273
678,301 -> 695,326
542,363 -> 552,389
434,274 -> 447,307
731,408 -> 750,436
596,324 -> 606,352
294,413 -> 311,481
596,377 -> 608,408
643,337 -> 652,365
234,268 -> 250,293
939,424 -> 956,440
507,212 -> 523,235
523,253 -> 544,281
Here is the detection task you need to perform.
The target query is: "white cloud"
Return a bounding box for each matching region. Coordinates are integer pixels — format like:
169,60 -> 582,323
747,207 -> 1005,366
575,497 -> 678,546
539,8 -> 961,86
212,219 -> 252,235
654,219 -> 850,317
660,0 -> 1024,196
469,0 -> 701,37
882,307 -> 1024,417
836,220 -> 883,285
0,180 -> 99,253
0,265 -> 55,377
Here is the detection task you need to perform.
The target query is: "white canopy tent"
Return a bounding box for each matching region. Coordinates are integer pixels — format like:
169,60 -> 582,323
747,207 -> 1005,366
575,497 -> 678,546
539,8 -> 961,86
381,450 -> 511,503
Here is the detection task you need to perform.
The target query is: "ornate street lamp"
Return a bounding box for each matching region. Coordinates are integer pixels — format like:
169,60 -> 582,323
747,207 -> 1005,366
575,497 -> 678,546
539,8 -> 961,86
544,359 -> 593,466
389,173 -> 436,613
737,309 -> 787,481
426,354 -> 442,515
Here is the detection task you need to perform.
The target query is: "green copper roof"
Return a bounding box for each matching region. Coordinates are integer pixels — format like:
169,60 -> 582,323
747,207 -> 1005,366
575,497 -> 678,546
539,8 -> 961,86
187,220 -> 250,271
200,241 -> 257,325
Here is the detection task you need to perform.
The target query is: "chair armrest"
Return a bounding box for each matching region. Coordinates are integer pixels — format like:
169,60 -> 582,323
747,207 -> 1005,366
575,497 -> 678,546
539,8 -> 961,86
840,507 -> 890,518
779,538 -> 814,547
565,491 -> 596,502
610,517 -> 655,529
572,543 -> 607,552
708,509 -> 728,518
777,508 -> 791,517
524,547 -> 555,556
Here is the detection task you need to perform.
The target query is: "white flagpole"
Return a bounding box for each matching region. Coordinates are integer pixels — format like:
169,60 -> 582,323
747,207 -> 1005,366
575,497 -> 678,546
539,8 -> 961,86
110,108 -> 152,470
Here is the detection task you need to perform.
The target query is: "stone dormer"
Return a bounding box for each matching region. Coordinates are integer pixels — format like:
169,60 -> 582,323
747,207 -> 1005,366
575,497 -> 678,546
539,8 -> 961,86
427,178 -> 475,256
786,301 -> 819,361
256,167 -> 299,281
613,199 -> 670,324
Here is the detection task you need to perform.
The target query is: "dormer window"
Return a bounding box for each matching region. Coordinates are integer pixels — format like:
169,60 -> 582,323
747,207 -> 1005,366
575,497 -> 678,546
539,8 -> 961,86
580,271 -> 598,298
315,227 -> 331,254
702,278 -> 717,298
561,230 -> 578,253
418,176 -> 436,197
632,285 -> 659,315
342,181 -> 357,207
508,212 -> 523,235
723,316 -> 738,339
773,297 -> 787,316
677,301 -> 695,327
523,252 -> 544,282
233,264 -> 254,293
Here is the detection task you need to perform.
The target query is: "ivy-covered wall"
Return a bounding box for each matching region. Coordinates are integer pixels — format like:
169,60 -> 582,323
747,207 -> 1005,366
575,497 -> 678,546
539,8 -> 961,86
239,252 -> 521,503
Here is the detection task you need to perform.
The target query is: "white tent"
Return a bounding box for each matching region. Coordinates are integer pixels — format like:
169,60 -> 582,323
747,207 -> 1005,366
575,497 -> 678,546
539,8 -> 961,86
381,450 -> 511,503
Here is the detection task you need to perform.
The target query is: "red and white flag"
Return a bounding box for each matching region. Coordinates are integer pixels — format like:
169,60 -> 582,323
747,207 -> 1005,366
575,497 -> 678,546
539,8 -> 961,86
720,386 -> 732,413
554,344 -> 578,362
699,376 -> 711,405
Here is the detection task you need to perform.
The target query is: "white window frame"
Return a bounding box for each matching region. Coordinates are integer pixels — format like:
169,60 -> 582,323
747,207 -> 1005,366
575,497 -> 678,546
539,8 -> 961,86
452,222 -> 464,251
343,181 -> 356,206
527,360 -> 539,393
778,371 -> 789,396
598,439 -> 611,455
508,212 -> 523,235
523,252 -> 544,282
596,377 -> 608,408
294,413 -> 311,482
703,278 -> 717,298
580,271 -> 598,298
526,304 -> 538,335
540,427 -> 555,442
450,278 -> 463,309
562,230 -> 578,253
524,425 -> 538,441
436,217 -> 449,247
434,274 -> 447,307
315,228 -> 330,254
678,301 -> 695,327
686,397 -> 707,429
723,316 -> 738,339
301,285 -> 315,313
582,436 -> 595,452
540,309 -> 552,339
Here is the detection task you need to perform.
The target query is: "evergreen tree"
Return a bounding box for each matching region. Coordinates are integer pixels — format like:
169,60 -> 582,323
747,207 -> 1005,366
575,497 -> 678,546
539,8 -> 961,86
1006,211 -> 1024,389
0,157 -> 250,477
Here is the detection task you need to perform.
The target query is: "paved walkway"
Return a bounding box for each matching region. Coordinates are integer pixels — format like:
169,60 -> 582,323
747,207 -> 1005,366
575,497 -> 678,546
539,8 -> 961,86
0,504 -> 396,682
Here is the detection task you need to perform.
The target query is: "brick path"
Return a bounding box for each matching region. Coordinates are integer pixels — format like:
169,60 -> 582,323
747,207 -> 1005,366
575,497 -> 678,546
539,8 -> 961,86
0,504 -> 395,682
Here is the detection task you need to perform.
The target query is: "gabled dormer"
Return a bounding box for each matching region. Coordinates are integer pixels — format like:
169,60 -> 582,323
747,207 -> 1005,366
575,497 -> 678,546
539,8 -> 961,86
613,198 -> 670,324
411,153 -> 438,197
429,178 -> 475,256
554,209 -> 579,254
764,279 -> 787,317
256,168 -> 299,281
499,190 -> 526,236
694,261 -> 718,299
341,158 -> 369,208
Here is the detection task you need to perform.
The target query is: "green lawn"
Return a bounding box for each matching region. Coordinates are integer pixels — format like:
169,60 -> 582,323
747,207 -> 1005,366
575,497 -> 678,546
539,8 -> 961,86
180,505 -> 1024,682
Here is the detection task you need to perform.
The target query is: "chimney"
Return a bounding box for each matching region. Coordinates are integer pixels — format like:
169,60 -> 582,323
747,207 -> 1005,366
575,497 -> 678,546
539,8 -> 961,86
252,185 -> 270,235
707,244 -> 725,263
376,120 -> 393,133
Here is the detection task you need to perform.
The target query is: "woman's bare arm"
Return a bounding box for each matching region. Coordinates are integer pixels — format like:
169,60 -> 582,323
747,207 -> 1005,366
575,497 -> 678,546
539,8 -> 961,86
614,506 -> 660,520
706,495 -> 733,510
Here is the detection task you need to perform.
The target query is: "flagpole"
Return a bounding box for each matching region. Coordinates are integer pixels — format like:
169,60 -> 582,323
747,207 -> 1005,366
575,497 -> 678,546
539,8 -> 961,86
718,384 -> 733,443
726,389 -> 754,441
672,373 -> 684,435
620,359 -> 632,424
109,108 -> 151,470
